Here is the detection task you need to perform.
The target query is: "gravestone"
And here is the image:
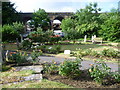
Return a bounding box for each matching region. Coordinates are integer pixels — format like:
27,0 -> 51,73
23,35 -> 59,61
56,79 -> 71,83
84,35 -> 87,42
64,50 -> 71,54
94,35 -> 96,38
91,36 -> 94,43
5,50 -> 9,62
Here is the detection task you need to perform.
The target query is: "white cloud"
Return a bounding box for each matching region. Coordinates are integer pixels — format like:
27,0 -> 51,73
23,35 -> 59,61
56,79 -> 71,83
60,7 -> 75,12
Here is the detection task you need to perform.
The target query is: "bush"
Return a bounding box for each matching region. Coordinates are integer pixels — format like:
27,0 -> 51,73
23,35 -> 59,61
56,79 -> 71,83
20,38 -> 32,50
43,60 -> 59,74
12,22 -> 24,34
2,24 -> 19,42
101,49 -> 119,58
110,72 -> 120,82
49,35 -> 61,43
29,27 -> 53,43
31,50 -> 43,61
89,60 -> 111,84
9,51 -> 28,64
59,59 -> 82,78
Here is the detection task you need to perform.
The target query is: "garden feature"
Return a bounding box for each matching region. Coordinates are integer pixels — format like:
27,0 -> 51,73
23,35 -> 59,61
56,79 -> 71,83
1,1 -> 120,89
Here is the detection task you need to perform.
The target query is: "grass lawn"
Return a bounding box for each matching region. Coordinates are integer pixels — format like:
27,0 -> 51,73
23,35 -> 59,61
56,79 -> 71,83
47,44 -> 102,51
1,68 -> 73,88
3,42 -> 118,52
2,79 -> 73,88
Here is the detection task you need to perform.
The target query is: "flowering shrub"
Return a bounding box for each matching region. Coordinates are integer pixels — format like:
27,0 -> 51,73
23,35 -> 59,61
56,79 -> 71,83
9,51 -> 28,64
29,27 -> 53,43
49,35 -> 61,43
89,60 -> 111,84
43,60 -> 59,74
59,59 -> 82,78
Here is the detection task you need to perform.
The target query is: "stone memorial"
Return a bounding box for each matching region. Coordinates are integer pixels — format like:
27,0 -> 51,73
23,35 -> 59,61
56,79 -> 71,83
91,36 -> 94,43
84,35 -> 87,42
64,50 -> 71,54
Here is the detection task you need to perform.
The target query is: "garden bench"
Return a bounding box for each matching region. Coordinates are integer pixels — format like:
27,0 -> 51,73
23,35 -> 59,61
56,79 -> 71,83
93,37 -> 103,44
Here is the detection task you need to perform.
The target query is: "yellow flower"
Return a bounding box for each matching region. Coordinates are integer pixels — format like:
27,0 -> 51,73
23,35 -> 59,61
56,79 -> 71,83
54,62 -> 57,64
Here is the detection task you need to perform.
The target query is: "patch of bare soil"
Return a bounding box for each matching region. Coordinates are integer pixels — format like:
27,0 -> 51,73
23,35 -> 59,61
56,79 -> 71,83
43,70 -> 120,88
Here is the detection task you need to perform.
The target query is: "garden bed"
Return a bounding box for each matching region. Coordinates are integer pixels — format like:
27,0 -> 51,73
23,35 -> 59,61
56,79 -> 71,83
43,71 -> 120,88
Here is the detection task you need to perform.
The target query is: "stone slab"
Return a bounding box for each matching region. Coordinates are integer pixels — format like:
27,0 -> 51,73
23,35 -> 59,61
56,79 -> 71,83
14,65 -> 43,73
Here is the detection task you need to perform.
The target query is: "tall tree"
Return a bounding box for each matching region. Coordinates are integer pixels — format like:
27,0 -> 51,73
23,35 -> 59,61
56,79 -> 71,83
74,2 -> 101,37
32,8 -> 50,31
2,2 -> 20,25
99,9 -> 120,42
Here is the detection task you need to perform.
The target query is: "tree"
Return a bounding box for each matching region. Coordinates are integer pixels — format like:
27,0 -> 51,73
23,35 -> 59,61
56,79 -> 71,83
32,8 -> 50,30
2,2 -> 20,25
74,2 -> 101,37
99,9 -> 120,42
60,18 -> 75,32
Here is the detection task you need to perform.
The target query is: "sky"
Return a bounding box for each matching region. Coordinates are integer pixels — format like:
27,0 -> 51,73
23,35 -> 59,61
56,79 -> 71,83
9,0 -> 120,13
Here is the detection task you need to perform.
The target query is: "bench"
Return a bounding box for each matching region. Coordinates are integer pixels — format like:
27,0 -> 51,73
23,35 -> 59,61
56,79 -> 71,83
93,38 -> 103,44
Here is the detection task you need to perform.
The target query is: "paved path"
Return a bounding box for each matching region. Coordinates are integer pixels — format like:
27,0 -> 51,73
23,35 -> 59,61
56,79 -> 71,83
38,56 -> 119,72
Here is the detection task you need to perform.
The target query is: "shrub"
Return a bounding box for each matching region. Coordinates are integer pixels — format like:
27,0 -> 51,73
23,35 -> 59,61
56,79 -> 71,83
2,24 -> 19,42
9,51 -> 29,64
59,59 -> 82,78
20,38 -> 32,50
12,22 -> 24,34
101,49 -> 119,58
29,27 -> 53,43
43,60 -> 59,74
49,35 -> 61,43
89,60 -> 111,84
84,48 -> 92,56
71,48 -> 84,58
110,72 -> 120,82
31,50 -> 43,61
90,50 -> 100,57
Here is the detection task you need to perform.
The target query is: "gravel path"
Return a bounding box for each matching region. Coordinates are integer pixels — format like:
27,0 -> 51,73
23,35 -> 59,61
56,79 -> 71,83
38,56 -> 119,72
